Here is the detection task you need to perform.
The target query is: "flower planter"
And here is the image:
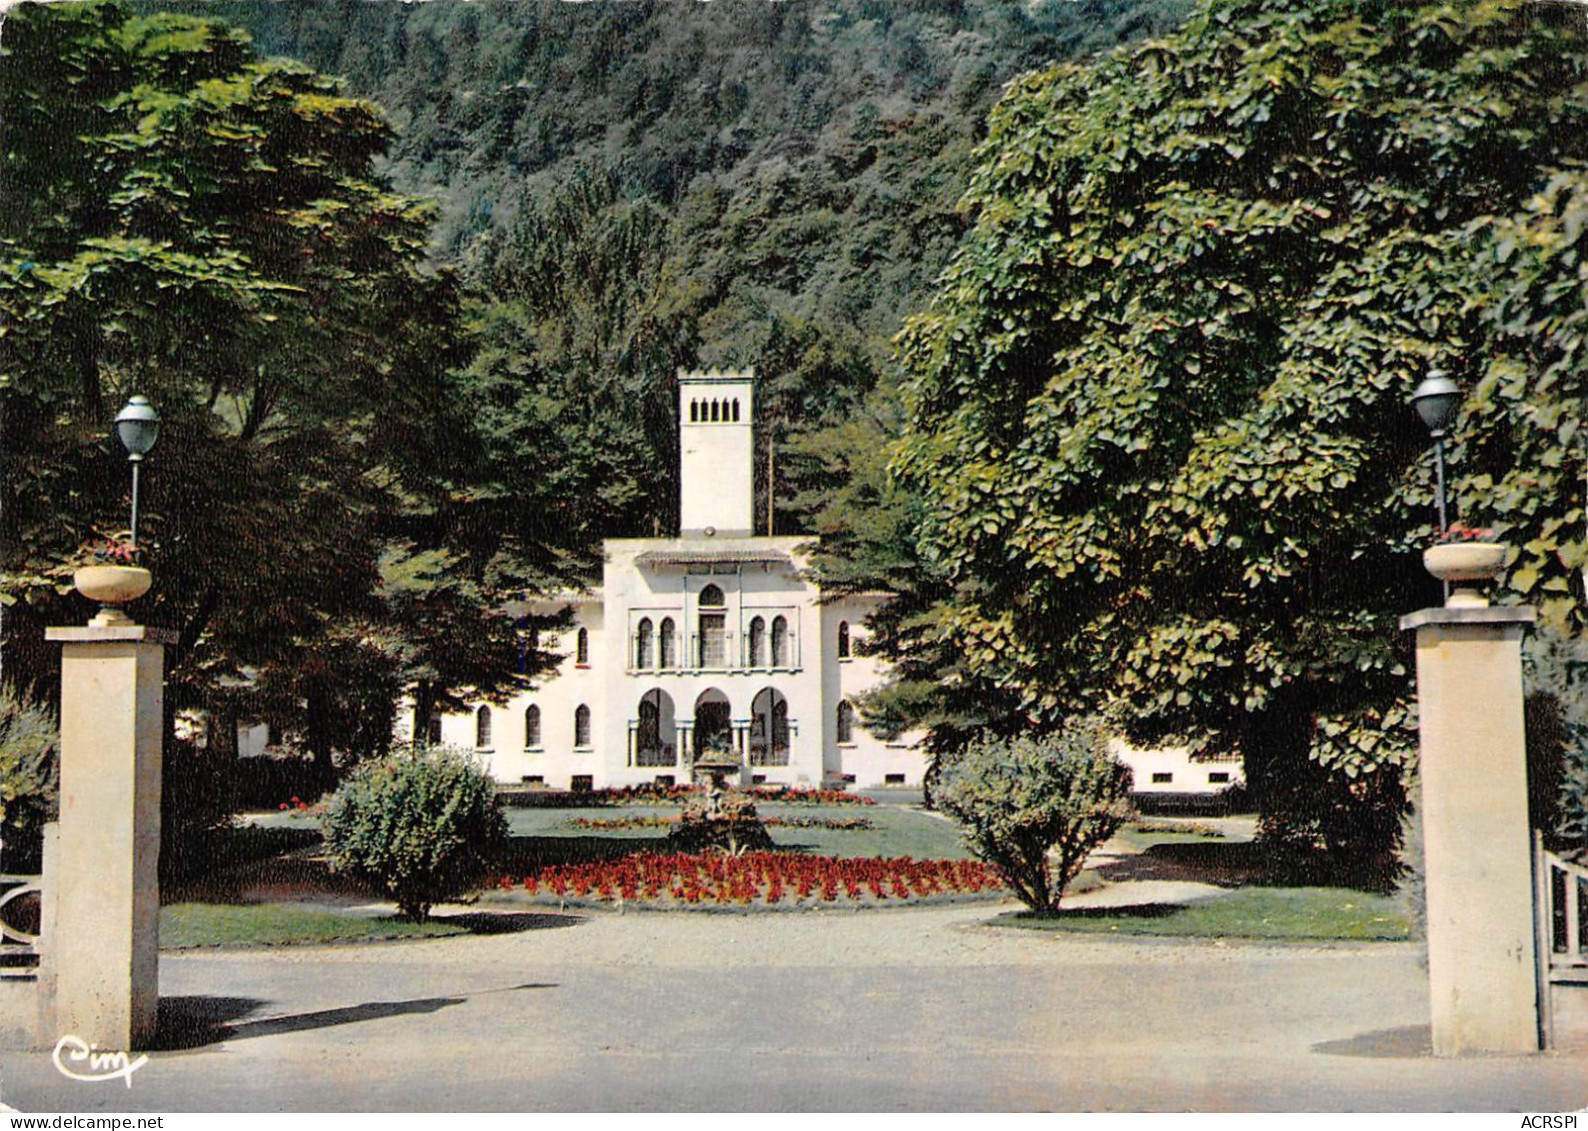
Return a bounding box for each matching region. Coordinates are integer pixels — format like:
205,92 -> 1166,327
73,565 -> 151,625
1423,542 -> 1506,608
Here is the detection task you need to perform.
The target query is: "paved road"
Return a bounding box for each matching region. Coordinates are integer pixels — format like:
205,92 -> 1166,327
1,902 -> 1583,1112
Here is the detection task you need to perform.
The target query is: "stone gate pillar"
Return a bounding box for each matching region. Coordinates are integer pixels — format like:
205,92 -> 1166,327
1400,603 -> 1540,1056
44,622 -> 174,1051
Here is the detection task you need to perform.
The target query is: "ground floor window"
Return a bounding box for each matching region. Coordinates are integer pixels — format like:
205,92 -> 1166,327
749,687 -> 789,766
636,689 -> 676,767
836,700 -> 855,745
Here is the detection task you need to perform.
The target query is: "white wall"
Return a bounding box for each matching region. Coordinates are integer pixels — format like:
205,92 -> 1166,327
822,594 -> 930,788
600,538 -> 825,788
1107,738 -> 1244,795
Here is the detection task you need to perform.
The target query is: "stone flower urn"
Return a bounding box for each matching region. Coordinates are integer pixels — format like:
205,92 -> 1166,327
73,565 -> 152,626
1423,541 -> 1507,608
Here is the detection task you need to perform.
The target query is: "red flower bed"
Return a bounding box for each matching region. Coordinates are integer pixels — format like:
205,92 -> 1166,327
558,784 -> 878,808
570,814 -> 875,831
745,785 -> 876,807
495,853 -> 1003,908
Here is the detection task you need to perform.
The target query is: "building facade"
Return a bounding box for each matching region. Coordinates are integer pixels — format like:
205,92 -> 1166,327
400,370 -> 927,791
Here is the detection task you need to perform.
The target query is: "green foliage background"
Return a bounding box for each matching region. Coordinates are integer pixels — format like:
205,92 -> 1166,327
893,0 -> 1588,863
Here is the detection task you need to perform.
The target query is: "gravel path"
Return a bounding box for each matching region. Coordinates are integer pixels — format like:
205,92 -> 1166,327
4,902 -> 1585,1113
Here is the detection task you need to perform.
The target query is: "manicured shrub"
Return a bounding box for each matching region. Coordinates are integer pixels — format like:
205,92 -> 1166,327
934,721 -> 1133,916
321,743 -> 506,921
0,687 -> 57,872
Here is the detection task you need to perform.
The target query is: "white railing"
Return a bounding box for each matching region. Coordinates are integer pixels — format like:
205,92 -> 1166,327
1535,832 -> 1588,1049
0,871 -> 43,981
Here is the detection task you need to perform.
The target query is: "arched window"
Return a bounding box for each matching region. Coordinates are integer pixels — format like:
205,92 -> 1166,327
659,618 -> 677,669
636,618 -> 654,669
771,615 -> 789,667
836,701 -> 855,745
524,705 -> 541,748
690,399 -> 699,423
837,620 -> 851,659
731,398 -> 740,422
575,704 -> 592,748
636,689 -> 674,767
476,705 -> 493,749
748,616 -> 766,667
750,688 -> 790,766
710,399 -> 720,422
576,626 -> 590,666
699,585 -> 726,667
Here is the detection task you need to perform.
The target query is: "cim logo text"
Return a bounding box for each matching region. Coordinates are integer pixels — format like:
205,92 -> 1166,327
50,1035 -> 148,1088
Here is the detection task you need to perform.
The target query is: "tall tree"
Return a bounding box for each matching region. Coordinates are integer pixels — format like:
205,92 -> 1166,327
893,0 -> 1588,871
0,2 -> 532,767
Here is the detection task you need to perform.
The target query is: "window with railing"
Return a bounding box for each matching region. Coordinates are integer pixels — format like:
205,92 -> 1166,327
771,616 -> 789,668
748,616 -> 766,667
750,688 -> 790,766
699,617 -> 727,667
635,690 -> 675,767
635,618 -> 654,669
698,584 -> 727,668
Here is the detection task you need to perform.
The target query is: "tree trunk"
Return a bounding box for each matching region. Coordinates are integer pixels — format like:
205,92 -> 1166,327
305,677 -> 335,790
413,679 -> 435,747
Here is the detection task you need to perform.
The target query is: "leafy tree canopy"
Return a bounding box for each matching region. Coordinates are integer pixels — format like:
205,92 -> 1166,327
894,0 -> 1588,862
0,1 -> 537,761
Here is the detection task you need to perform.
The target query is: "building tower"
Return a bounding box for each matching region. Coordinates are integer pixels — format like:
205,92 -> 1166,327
678,369 -> 755,537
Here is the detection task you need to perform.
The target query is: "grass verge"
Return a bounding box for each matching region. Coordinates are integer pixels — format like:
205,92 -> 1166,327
996,887 -> 1410,941
160,903 -> 467,948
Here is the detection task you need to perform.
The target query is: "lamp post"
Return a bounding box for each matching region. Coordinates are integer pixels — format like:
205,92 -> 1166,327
1410,371 -> 1461,534
114,395 -> 161,548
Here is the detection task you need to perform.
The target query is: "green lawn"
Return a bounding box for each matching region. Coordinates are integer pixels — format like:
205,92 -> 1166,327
502,801 -> 971,860
997,887 -> 1410,942
160,903 -> 466,948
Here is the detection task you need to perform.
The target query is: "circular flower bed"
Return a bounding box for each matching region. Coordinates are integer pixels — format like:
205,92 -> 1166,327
495,853 -> 1003,909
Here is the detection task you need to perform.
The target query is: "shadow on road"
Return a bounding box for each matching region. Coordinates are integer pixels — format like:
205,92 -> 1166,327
432,911 -> 583,934
1312,1025 -> 1433,1059
156,983 -> 555,1051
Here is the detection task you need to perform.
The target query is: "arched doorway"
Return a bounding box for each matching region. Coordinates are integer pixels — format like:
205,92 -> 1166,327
693,688 -> 732,761
749,688 -> 789,767
635,689 -> 676,767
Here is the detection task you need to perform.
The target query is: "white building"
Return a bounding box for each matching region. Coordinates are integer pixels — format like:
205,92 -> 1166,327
402,370 -> 927,791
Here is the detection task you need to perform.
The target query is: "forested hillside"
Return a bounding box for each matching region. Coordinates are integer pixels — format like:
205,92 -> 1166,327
160,0 -> 1191,552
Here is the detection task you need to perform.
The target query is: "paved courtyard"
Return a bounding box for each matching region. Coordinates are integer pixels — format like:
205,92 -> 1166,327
1,901 -> 1584,1112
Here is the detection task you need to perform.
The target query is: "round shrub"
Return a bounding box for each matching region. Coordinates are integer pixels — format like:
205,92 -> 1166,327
935,720 -> 1133,916
321,743 -> 506,921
